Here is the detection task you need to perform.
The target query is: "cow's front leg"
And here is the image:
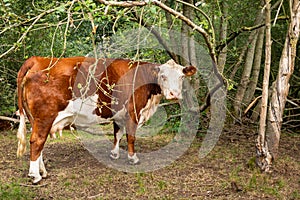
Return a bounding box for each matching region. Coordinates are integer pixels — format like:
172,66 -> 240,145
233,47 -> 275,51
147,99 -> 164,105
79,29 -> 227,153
110,122 -> 124,160
126,120 -> 139,164
127,134 -> 139,164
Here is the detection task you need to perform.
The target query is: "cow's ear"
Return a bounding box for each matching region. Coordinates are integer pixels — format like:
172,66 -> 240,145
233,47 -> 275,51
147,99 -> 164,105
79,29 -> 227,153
183,66 -> 197,76
152,66 -> 160,76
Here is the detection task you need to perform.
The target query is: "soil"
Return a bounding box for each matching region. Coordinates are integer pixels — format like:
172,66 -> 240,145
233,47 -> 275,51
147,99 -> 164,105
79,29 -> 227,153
0,122 -> 299,199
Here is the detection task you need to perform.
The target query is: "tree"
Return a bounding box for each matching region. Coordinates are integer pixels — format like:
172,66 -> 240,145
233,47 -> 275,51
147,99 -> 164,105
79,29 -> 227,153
257,0 -> 300,171
233,1 -> 264,119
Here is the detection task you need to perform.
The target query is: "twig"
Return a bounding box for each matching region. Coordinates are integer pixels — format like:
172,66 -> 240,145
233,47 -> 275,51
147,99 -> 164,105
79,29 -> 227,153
244,95 -> 262,115
273,0 -> 284,26
19,183 -> 48,187
97,0 -> 147,7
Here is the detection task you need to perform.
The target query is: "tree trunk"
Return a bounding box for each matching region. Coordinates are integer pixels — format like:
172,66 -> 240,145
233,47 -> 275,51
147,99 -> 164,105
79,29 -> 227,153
180,0 -> 193,65
217,0 -> 228,74
164,0 -> 180,63
233,3 -> 265,118
257,0 -> 300,172
243,26 -> 265,106
229,44 -> 247,81
256,0 -> 272,172
233,30 -> 258,118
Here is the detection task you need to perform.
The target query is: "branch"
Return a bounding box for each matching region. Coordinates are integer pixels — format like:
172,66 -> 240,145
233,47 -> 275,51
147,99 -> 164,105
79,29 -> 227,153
0,116 -> 20,123
216,16 -> 289,54
98,0 -> 216,63
0,1 -> 75,59
131,12 -> 178,61
97,0 -> 147,7
175,0 -> 215,46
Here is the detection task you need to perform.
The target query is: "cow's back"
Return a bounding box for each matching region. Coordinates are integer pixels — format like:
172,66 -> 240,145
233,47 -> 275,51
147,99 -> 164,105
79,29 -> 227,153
20,56 -> 89,121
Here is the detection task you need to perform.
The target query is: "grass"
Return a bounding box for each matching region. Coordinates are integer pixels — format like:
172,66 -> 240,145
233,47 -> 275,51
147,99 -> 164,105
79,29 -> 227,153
0,181 -> 35,200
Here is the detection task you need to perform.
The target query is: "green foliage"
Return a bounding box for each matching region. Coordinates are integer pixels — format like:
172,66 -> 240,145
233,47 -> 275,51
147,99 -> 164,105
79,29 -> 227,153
0,0 -> 292,120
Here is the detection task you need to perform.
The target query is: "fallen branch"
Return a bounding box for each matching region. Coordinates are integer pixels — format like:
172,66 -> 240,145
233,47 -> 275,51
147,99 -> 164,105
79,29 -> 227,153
0,116 -> 20,123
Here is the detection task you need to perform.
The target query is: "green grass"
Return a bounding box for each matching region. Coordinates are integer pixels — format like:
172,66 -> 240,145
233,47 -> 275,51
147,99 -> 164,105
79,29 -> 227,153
0,181 -> 35,200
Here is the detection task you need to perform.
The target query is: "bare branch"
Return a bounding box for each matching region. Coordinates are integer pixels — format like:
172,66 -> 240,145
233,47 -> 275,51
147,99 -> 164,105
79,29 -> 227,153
0,116 -> 20,123
97,0 -> 147,7
131,12 -> 178,61
175,0 -> 215,45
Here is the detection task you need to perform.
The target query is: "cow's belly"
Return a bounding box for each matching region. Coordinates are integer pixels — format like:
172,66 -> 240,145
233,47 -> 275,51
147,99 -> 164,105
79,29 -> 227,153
51,94 -> 162,132
52,94 -> 110,129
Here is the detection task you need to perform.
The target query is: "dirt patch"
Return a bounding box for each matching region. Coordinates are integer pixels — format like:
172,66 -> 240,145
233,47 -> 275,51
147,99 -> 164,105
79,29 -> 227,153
0,119 -> 13,131
0,124 -> 299,199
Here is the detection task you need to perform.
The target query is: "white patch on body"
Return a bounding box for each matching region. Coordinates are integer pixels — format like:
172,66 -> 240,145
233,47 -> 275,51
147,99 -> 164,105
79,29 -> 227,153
138,94 -> 162,128
52,94 -> 109,132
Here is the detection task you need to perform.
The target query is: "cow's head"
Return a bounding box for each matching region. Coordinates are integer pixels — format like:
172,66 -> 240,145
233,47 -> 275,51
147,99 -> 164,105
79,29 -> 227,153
156,59 -> 197,100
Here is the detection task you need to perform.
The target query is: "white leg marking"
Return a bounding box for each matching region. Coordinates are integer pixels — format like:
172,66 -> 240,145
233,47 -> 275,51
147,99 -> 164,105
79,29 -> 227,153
110,128 -> 124,160
39,152 -> 47,178
28,155 -> 42,184
128,153 -> 139,165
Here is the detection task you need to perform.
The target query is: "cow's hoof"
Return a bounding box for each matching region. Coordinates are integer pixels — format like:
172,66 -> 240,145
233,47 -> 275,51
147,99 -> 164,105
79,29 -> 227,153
29,174 -> 42,184
41,171 -> 47,178
128,153 -> 139,165
110,150 -> 120,160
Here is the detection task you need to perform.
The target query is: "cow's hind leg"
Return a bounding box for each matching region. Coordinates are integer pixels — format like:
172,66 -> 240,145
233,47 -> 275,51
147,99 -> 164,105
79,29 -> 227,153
28,120 -> 51,184
110,122 -> 124,160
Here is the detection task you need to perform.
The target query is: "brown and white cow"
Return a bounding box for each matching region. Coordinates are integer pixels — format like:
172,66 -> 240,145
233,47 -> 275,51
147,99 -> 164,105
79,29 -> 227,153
16,56 -> 196,183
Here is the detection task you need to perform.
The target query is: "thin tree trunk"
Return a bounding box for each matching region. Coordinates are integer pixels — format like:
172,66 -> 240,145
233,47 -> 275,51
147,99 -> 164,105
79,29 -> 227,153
164,0 -> 180,63
233,30 -> 258,118
217,0 -> 228,74
257,0 -> 300,172
233,4 -> 265,118
229,45 -> 247,80
256,0 -> 272,172
243,26 -> 265,106
180,0 -> 192,65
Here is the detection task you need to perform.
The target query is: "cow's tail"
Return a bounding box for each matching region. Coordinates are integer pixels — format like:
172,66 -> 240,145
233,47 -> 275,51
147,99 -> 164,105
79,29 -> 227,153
17,58 -> 34,157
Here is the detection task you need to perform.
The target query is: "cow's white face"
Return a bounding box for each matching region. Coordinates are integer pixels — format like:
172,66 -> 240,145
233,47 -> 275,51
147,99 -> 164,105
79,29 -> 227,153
157,59 -> 197,100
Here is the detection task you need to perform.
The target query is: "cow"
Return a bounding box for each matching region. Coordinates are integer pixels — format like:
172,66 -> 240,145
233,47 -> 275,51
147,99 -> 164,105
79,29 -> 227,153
16,56 -> 197,183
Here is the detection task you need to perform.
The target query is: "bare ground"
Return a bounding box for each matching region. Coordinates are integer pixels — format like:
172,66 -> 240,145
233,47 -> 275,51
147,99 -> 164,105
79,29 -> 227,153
0,123 -> 299,200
